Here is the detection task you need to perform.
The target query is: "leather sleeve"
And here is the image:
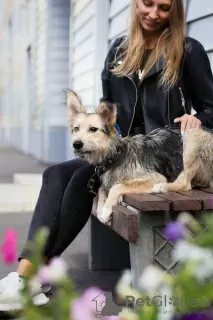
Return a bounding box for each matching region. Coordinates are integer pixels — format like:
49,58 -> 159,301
100,36 -> 126,102
183,37 -> 213,129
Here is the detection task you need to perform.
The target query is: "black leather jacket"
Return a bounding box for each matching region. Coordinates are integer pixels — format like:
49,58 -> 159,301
101,36 -> 213,136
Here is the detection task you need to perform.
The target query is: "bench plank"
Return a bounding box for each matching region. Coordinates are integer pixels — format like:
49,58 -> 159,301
199,188 -> 213,194
123,193 -> 170,211
178,189 -> 213,210
91,200 -> 139,242
152,192 -> 202,211
112,205 -> 139,242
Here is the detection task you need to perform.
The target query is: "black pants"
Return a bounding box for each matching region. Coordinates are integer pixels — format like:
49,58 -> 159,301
19,159 -> 99,261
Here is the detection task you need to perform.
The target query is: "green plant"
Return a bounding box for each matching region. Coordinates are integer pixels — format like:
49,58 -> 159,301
2,211 -> 213,320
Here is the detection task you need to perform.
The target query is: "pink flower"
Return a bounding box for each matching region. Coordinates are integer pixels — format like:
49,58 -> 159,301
103,317 -> 121,320
70,287 -> 106,320
37,265 -> 51,284
38,257 -> 67,284
1,229 -> 17,264
81,287 -> 106,313
71,297 -> 95,320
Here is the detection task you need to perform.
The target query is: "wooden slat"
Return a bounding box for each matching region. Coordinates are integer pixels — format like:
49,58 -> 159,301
112,205 -> 139,242
199,188 -> 213,194
178,189 -> 213,210
91,199 -> 139,242
123,193 -> 170,211
153,192 -> 202,211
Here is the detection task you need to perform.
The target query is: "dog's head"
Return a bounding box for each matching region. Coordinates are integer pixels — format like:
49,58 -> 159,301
67,90 -> 117,163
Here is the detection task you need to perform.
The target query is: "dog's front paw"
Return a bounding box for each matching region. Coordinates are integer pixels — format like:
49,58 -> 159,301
152,183 -> 168,194
96,206 -> 103,218
97,207 -> 113,226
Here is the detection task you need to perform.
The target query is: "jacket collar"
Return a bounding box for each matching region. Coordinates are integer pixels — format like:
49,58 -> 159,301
144,55 -> 165,79
115,48 -> 165,82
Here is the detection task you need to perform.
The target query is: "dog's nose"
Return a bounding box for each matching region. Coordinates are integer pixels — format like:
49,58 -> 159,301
73,140 -> 84,150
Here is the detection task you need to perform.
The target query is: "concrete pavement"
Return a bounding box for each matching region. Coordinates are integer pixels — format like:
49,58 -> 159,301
0,143 -> 123,317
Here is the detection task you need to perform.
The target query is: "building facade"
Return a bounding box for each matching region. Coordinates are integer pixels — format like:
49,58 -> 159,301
0,0 -> 212,163
0,0 -> 70,163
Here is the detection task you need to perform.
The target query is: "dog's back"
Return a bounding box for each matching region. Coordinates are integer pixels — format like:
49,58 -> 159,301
101,127 -> 183,192
136,127 -> 183,182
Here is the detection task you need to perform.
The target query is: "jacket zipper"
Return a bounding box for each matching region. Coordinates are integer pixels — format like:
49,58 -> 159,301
167,92 -> 171,125
114,48 -> 139,136
179,87 -> 186,114
114,48 -> 144,135
126,75 -> 138,136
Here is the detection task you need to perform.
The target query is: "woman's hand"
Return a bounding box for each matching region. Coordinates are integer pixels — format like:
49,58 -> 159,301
174,114 -> 201,136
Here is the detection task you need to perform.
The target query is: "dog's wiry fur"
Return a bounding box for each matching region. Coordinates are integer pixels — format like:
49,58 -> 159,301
67,90 -> 213,225
152,127 -> 213,193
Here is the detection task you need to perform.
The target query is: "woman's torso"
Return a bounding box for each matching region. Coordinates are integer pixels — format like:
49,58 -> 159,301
107,36 -> 191,137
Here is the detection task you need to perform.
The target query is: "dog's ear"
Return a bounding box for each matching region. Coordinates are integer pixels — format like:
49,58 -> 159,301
66,90 -> 85,125
96,101 -> 117,126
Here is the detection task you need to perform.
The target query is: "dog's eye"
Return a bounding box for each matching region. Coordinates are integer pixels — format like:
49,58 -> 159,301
89,127 -> 98,133
73,127 -> 79,132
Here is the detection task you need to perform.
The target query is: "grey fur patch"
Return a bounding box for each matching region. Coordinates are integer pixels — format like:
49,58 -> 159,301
99,128 -> 183,194
102,124 -> 111,136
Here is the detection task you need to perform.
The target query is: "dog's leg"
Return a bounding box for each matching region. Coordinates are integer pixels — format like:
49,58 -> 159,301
152,158 -> 200,193
96,187 -> 107,217
98,178 -> 161,225
152,130 -> 203,194
151,170 -> 193,193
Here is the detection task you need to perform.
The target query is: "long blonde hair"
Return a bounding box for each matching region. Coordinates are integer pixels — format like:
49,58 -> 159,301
112,0 -> 186,90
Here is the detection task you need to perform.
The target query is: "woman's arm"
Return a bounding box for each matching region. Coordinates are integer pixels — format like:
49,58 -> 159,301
183,37 -> 213,129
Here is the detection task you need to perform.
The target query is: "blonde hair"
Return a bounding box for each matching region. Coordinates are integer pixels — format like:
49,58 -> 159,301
112,0 -> 186,90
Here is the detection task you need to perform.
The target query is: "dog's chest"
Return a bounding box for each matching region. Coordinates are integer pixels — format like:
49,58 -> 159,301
101,170 -> 117,193
101,167 -> 126,193
100,163 -> 145,193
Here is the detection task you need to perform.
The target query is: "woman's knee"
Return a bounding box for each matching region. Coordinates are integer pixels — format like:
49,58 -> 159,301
70,164 -> 97,190
42,159 -> 88,184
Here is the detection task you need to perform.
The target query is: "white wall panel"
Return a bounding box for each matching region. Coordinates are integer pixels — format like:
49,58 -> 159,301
72,53 -> 94,78
76,88 -> 94,106
73,0 -> 95,32
108,0 -> 130,42
208,52 -> 213,70
109,0 -> 130,19
70,0 -> 97,108
72,35 -> 95,62
187,16 -> 213,51
72,17 -> 95,47
186,0 -> 213,22
73,0 -> 91,17
72,71 -> 94,92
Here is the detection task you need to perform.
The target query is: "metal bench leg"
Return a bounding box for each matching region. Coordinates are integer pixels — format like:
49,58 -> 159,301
88,215 -> 131,271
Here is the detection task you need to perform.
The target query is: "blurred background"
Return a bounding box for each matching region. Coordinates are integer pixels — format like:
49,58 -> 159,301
0,0 -> 212,164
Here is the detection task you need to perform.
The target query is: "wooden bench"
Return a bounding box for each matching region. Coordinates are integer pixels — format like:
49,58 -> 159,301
88,188 -> 213,289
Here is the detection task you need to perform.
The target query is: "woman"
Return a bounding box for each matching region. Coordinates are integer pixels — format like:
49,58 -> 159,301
0,0 -> 213,311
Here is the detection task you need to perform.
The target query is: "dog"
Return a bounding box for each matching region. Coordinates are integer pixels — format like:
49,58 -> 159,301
67,90 -> 213,225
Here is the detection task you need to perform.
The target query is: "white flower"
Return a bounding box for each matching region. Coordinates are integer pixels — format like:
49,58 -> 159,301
38,257 -> 68,284
194,255 -> 213,284
173,240 -> 213,284
115,269 -> 141,301
138,266 -> 166,294
118,307 -> 139,320
157,285 -> 175,320
177,212 -> 201,232
173,240 -> 213,263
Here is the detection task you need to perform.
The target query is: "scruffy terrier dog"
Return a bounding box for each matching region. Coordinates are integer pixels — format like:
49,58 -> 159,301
67,90 -> 213,225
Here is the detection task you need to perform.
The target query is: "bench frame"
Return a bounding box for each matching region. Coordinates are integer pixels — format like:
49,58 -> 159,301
89,189 -> 213,289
